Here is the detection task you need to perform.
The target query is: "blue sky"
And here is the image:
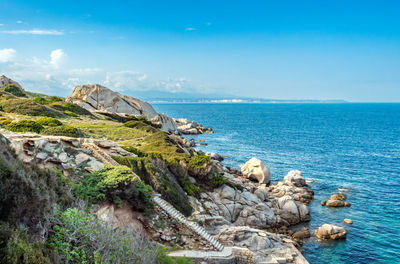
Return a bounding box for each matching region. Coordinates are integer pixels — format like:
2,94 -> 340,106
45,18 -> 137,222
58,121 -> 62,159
0,0 -> 399,101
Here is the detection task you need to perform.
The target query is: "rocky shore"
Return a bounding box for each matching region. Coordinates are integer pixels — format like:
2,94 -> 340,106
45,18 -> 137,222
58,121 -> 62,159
0,76 -> 351,263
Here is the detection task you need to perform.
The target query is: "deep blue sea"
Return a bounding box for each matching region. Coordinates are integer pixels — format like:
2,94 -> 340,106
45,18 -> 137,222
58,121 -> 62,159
153,103 -> 400,264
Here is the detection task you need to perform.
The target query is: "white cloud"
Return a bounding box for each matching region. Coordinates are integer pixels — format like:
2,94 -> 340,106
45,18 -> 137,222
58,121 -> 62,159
0,48 -> 16,63
16,20 -> 23,24
0,49 -> 197,96
50,49 -> 65,66
2,29 -> 64,35
185,27 -> 197,31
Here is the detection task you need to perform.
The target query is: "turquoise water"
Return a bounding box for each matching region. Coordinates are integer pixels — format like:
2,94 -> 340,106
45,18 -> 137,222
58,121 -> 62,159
153,103 -> 400,264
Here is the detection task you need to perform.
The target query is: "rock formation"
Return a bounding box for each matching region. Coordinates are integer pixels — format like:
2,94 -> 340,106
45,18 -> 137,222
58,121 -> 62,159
325,193 -> 351,207
241,157 -> 271,184
173,118 -> 214,134
0,75 -> 23,90
315,224 -> 347,240
66,84 -> 212,134
1,130 -> 136,175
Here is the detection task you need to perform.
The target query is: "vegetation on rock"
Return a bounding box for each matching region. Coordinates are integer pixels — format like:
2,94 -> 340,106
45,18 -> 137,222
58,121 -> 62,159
48,206 -> 191,264
5,120 -> 44,133
74,166 -> 154,213
49,102 -> 93,116
1,84 -> 25,97
36,117 -> 63,127
0,98 -> 63,117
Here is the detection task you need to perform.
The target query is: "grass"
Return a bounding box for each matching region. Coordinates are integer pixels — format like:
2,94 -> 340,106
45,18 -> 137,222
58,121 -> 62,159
49,102 -> 93,116
41,126 -> 83,138
68,118 -> 188,163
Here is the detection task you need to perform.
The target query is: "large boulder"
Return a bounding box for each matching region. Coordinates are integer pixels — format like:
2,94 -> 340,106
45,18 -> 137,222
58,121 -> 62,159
326,193 -> 351,207
315,224 -> 347,240
66,84 -> 177,131
241,157 -> 270,184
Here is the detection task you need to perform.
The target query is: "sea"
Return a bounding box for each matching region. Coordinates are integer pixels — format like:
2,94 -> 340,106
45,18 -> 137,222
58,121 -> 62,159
153,103 -> 400,264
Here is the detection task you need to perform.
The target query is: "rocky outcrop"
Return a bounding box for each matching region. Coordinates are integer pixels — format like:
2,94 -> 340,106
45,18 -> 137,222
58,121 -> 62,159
66,84 -> 212,134
315,224 -> 347,240
343,219 -> 353,225
1,130 -> 136,176
0,75 -> 23,90
66,84 -> 177,131
241,158 -> 270,184
269,170 -> 314,204
218,226 -> 308,263
173,118 -> 214,135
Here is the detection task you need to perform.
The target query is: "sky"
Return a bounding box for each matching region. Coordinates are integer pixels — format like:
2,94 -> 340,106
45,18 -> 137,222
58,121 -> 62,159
0,0 -> 399,102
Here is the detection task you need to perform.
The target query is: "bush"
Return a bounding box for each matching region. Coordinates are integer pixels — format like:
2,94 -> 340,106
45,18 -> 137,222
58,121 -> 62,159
2,84 -> 25,97
48,207 -> 191,264
178,177 -> 201,196
74,166 -> 154,212
0,135 -> 73,234
113,156 -> 193,216
64,110 -> 78,117
0,120 -> 11,126
6,120 -> 44,133
34,96 -> 64,105
49,102 -> 92,116
0,98 -> 63,117
122,145 -> 147,157
41,126 -> 83,137
208,173 -> 227,188
0,223 -> 53,264
186,155 -> 210,170
36,117 -> 63,127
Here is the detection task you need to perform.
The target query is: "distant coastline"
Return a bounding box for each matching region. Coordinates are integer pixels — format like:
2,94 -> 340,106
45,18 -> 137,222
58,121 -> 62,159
149,98 -> 348,104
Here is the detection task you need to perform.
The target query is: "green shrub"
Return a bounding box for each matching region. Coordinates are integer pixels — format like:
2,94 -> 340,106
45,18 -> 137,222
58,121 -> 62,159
36,117 -> 63,127
2,84 -> 25,97
0,223 -> 53,264
33,97 -> 47,105
41,126 -> 83,137
113,156 -> 193,216
122,145 -> 147,157
48,207 -> 191,264
64,110 -> 78,117
179,177 -> 201,196
6,120 -> 44,133
49,102 -> 92,116
33,96 -> 63,105
0,98 -> 63,117
0,136 -> 73,234
208,173 -> 227,188
186,155 -> 210,170
74,166 -> 154,212
0,120 -> 11,126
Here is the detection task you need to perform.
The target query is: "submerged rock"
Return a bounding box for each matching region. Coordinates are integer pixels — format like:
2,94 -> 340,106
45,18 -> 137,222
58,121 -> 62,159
315,224 -> 347,240
325,193 -> 351,207
343,219 -> 353,225
241,157 -> 270,184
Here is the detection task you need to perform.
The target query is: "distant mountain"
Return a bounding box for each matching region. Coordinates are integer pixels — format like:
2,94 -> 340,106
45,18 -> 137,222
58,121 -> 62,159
122,89 -> 347,104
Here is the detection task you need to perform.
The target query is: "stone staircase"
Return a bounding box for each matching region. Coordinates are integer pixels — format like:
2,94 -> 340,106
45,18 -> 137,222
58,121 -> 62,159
82,142 -> 120,166
152,194 -> 225,251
